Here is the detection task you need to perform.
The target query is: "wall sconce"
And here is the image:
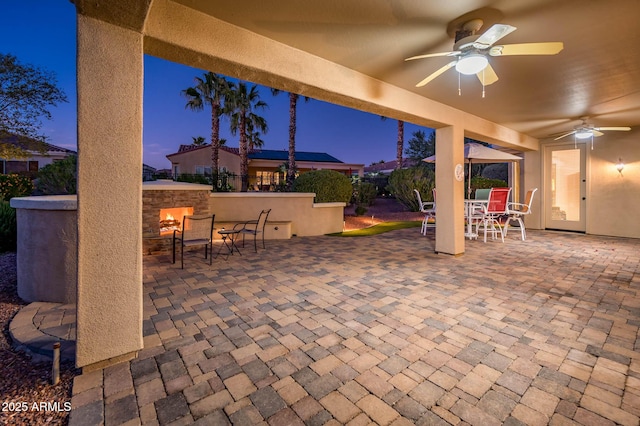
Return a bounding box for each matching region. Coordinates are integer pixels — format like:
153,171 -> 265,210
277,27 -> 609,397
615,158 -> 624,176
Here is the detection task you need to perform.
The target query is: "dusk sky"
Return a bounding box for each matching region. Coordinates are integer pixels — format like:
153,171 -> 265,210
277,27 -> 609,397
2,1 -> 434,170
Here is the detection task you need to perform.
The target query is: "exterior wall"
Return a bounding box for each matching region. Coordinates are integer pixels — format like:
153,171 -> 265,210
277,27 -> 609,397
524,129 -> 640,238
1,152 -> 73,174
586,130 -> 640,238
210,192 -> 345,236
169,146 -> 241,176
11,196 -> 78,304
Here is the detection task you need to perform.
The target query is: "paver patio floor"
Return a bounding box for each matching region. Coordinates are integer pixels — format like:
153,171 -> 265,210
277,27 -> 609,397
67,229 -> 640,425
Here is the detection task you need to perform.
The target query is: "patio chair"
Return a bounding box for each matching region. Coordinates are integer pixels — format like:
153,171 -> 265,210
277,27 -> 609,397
475,187 -> 511,242
504,188 -> 538,241
173,214 -> 215,269
233,209 -> 271,252
414,189 -> 436,235
474,188 -> 491,200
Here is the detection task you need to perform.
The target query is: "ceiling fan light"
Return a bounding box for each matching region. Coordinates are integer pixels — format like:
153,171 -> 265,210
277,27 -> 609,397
575,129 -> 593,139
455,54 -> 488,75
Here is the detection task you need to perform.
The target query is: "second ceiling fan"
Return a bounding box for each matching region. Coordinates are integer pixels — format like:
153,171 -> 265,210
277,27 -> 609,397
406,19 -> 563,88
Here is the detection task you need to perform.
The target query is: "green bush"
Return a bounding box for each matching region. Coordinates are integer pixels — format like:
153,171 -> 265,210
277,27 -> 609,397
177,173 -> 211,185
35,155 -> 77,195
0,201 -> 17,252
292,170 -> 352,203
470,176 -> 507,197
352,181 -> 377,207
0,173 -> 34,202
386,166 -> 435,211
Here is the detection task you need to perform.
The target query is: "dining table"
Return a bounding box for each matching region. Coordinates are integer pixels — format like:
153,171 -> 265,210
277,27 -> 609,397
464,199 -> 488,239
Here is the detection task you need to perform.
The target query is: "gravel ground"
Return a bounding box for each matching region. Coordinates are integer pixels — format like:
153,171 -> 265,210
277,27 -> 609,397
0,252 -> 77,426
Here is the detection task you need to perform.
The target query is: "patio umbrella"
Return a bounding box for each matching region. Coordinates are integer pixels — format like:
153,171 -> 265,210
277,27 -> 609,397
423,143 -> 522,197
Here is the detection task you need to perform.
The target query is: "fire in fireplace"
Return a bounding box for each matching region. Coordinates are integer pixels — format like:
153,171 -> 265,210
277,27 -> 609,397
159,207 -> 194,235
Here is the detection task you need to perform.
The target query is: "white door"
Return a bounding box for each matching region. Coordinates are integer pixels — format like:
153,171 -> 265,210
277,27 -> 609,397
544,143 -> 586,232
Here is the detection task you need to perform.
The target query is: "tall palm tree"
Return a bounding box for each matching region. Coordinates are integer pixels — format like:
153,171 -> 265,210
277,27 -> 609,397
380,117 -> 405,170
271,89 -> 310,189
182,72 -> 231,190
226,82 -> 268,191
396,120 -> 405,170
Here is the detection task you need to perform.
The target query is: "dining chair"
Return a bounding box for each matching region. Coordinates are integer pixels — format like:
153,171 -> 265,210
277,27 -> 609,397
233,209 -> 271,252
476,187 -> 511,242
172,214 -> 215,269
504,188 -> 538,241
414,189 -> 435,235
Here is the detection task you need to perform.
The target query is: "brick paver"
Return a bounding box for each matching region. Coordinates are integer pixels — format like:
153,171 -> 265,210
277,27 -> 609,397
24,229 -> 639,425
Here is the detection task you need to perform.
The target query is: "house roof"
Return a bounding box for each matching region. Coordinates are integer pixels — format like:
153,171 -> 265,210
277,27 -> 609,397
364,158 -> 418,174
1,132 -> 76,154
168,144 -> 344,163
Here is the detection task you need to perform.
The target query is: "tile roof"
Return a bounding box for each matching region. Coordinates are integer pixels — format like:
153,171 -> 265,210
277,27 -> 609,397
169,144 -> 344,163
1,132 -> 76,154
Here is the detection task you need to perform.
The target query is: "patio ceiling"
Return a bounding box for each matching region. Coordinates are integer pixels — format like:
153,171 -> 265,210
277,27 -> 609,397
77,0 -> 640,142
172,0 -> 640,141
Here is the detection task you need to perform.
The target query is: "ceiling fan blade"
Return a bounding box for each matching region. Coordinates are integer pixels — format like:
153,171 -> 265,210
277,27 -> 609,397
490,42 -> 564,56
405,51 -> 459,61
472,24 -> 517,49
595,126 -> 631,131
553,130 -> 576,140
592,130 -> 605,137
476,63 -> 498,86
415,61 -> 456,87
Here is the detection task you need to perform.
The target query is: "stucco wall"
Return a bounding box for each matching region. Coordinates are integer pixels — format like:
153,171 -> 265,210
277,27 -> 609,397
210,192 -> 345,236
11,196 -> 78,304
169,146 -> 241,176
524,129 -> 639,238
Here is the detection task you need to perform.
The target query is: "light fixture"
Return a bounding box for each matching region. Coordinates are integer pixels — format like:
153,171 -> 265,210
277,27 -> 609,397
455,54 -> 488,75
616,158 -> 624,176
575,128 -> 593,139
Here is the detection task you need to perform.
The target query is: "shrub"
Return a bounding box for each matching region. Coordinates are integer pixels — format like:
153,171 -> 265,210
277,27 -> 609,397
386,166 -> 435,211
35,155 -> 77,195
352,181 -> 377,207
0,173 -> 34,202
354,204 -> 368,216
292,169 -> 352,203
470,176 -> 507,196
0,201 -> 17,252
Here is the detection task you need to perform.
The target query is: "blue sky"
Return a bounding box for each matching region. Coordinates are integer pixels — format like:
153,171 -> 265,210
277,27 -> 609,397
2,1 -> 433,170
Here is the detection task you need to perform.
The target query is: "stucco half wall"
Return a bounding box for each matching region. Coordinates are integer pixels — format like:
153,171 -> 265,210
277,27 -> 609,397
210,193 -> 345,237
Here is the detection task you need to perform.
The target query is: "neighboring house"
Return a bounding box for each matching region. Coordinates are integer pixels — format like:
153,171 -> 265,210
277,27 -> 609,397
142,164 -> 157,181
364,158 -> 418,175
0,133 -> 76,175
166,144 -> 364,190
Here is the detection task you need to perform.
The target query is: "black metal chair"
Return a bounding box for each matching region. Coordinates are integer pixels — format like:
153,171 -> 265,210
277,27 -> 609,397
172,214 -> 215,268
233,209 -> 271,252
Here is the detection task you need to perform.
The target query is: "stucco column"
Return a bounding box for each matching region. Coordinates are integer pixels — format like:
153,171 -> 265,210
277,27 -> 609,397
76,15 -> 143,368
435,126 -> 465,255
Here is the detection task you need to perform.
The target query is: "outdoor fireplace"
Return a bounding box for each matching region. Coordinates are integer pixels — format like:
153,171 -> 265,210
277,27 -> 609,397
159,206 -> 193,235
142,181 -> 212,255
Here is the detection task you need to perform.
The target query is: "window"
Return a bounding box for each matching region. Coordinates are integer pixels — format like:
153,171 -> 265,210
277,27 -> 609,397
195,166 -> 212,176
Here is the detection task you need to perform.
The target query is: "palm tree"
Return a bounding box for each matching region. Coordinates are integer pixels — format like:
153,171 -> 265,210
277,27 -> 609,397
380,117 -> 405,170
271,89 -> 310,189
396,120 -> 404,170
182,72 -> 231,190
226,82 -> 268,191
191,136 -> 206,146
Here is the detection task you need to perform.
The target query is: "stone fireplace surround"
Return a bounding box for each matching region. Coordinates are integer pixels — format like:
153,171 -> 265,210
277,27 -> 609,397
142,181 -> 211,255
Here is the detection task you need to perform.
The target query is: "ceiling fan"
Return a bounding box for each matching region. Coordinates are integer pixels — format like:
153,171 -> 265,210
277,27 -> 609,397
553,117 -> 632,141
406,19 -> 563,88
